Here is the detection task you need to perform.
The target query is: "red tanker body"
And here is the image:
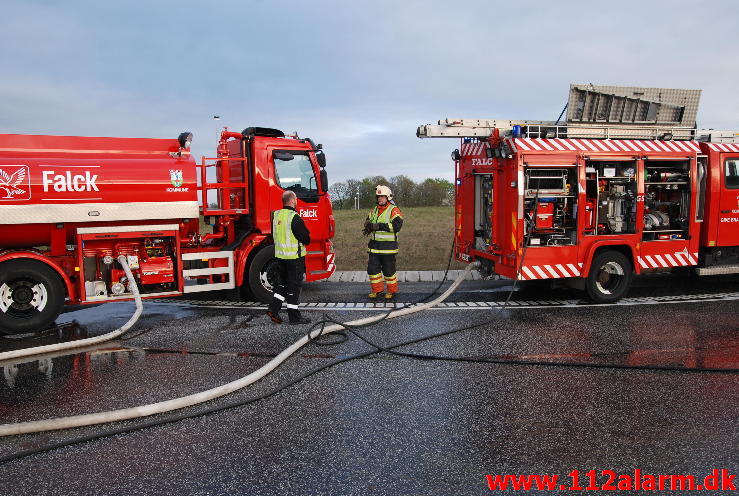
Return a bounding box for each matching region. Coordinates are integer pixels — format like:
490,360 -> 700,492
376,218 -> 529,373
0,128 -> 335,333
418,85 -> 739,302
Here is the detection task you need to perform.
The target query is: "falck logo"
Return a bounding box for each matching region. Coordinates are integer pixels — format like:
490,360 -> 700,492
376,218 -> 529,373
0,166 -> 31,200
169,169 -> 184,188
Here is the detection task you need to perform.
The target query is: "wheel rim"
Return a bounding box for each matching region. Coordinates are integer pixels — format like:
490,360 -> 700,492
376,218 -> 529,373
258,260 -> 280,293
0,279 -> 49,318
595,261 -> 624,295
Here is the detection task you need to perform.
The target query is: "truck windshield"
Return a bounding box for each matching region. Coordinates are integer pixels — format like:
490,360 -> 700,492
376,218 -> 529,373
274,152 -> 319,199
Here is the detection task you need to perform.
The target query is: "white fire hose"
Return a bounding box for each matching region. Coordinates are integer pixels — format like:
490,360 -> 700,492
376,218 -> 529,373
0,263 -> 475,436
0,255 -> 142,362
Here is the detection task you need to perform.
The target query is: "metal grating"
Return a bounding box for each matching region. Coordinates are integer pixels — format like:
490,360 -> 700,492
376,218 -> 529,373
567,84 -> 701,126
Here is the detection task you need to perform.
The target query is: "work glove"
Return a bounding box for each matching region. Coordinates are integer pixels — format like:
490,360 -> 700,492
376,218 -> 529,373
362,219 -> 372,236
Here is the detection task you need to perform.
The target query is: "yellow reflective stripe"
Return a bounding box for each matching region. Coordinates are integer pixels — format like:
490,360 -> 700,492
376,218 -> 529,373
368,248 -> 399,254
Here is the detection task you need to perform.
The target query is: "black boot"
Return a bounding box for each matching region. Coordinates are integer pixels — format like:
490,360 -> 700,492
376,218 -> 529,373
288,310 -> 311,325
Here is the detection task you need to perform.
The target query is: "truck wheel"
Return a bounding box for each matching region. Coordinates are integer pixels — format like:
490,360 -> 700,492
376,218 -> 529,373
0,260 -> 65,335
244,246 -> 280,303
585,250 -> 633,303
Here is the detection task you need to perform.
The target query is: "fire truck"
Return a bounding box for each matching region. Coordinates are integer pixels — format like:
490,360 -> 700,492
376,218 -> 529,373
418,85 -> 739,302
0,127 -> 336,333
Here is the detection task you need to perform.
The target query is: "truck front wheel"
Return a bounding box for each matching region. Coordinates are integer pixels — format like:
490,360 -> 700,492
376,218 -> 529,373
0,260 -> 65,335
585,250 -> 633,303
244,246 -> 280,304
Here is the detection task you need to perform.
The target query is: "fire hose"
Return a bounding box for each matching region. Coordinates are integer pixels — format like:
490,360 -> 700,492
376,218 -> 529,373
0,263 -> 476,436
0,255 -> 143,362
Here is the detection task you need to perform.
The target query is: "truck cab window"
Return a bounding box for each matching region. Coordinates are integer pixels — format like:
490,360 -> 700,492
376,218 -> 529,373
726,159 -> 739,189
274,153 -> 319,200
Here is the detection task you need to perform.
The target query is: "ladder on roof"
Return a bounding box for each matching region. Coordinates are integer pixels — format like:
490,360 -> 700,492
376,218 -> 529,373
417,119 -> 739,143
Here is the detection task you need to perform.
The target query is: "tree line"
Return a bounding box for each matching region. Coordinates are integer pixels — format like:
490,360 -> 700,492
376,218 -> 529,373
329,175 -> 454,209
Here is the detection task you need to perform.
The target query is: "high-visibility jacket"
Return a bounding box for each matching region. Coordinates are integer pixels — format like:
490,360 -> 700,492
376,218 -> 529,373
367,204 -> 402,254
273,208 -> 307,259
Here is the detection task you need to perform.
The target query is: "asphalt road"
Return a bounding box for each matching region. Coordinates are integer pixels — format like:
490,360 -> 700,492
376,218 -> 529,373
0,274 -> 737,495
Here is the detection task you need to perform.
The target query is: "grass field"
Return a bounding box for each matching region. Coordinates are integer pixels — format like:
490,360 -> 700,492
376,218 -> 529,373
199,206 -> 463,270
331,206 -> 465,271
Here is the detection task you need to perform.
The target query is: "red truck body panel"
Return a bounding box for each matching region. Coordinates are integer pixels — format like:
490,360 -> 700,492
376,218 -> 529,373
0,130 -> 335,332
454,136 -> 737,282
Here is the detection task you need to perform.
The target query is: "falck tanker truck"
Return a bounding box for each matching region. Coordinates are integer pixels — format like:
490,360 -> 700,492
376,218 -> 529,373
418,85 -> 739,302
0,127 -> 336,333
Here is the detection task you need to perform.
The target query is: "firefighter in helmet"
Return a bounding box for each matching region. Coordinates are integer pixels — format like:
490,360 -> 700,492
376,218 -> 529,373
363,185 -> 403,299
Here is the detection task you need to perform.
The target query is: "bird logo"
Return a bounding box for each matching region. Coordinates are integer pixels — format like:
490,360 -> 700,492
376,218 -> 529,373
0,166 -> 31,200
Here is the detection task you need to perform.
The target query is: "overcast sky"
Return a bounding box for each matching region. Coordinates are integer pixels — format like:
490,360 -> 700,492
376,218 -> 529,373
2,0 -> 738,183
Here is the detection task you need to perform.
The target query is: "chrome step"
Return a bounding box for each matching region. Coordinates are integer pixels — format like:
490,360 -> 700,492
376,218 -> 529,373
696,264 -> 739,276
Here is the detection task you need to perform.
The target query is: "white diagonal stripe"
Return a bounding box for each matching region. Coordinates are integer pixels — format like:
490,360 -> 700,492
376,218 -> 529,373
674,252 -> 687,265
527,139 -> 542,151
571,139 -> 589,151
621,140 -> 640,152
645,255 -> 659,268
655,254 -> 668,267
533,266 -> 548,278
567,264 -> 580,275
664,254 -> 678,267
674,141 -> 692,152
537,139 -> 554,151
522,266 -> 537,279
560,139 -> 577,150
550,139 -> 565,150
515,139 -> 531,151
556,264 -> 571,277
638,257 -> 649,269
544,265 -> 560,278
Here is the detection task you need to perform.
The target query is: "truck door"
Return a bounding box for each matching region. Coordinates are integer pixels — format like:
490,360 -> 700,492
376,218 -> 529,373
718,156 -> 739,246
270,149 -> 327,240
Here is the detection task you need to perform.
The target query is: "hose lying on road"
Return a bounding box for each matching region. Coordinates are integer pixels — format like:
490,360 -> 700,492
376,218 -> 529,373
0,263 -> 476,436
0,256 -> 142,362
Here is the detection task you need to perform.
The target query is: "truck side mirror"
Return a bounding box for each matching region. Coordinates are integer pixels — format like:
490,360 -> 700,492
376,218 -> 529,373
316,150 -> 326,168
274,151 -> 294,161
320,169 -> 328,192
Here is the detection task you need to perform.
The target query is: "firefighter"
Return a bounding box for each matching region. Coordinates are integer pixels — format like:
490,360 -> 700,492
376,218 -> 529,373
363,185 -> 403,299
266,190 -> 311,325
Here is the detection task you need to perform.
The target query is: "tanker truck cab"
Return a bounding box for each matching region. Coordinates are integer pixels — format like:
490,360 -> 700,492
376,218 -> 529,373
0,127 -> 335,334
200,127 -> 335,304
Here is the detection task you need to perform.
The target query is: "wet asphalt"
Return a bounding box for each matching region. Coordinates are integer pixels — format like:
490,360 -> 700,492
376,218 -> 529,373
0,274 -> 737,495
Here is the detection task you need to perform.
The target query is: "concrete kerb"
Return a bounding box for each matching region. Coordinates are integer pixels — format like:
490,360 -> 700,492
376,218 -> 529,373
318,270 -> 491,282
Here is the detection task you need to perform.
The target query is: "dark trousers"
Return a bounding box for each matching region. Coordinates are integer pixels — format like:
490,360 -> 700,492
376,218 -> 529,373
367,252 -> 398,293
268,257 -> 305,321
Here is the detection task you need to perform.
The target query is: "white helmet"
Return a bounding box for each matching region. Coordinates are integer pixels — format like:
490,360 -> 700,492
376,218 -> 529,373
375,185 -> 393,201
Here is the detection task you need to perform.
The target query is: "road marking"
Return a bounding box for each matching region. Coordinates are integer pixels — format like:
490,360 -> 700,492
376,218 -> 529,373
149,292 -> 739,311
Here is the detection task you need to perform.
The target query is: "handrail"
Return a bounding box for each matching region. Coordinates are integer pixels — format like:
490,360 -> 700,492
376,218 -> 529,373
198,156 -> 249,216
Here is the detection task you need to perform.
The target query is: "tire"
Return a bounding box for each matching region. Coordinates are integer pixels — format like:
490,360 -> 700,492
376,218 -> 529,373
585,250 -> 633,303
244,246 -> 280,303
0,259 -> 65,335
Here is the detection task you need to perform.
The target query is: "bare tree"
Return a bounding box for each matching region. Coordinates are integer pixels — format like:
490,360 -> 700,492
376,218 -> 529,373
329,181 -> 350,209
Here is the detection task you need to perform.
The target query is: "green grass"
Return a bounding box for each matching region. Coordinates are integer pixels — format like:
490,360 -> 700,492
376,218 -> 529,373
331,206 -> 465,271
198,206 -> 463,270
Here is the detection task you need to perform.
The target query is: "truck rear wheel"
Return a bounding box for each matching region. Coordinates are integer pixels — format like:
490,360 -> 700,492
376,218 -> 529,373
585,250 -> 633,303
0,260 -> 65,335
244,246 -> 280,304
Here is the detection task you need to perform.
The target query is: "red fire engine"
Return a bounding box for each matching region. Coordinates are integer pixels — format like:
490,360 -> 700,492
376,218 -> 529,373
418,85 -> 739,302
0,127 -> 335,333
